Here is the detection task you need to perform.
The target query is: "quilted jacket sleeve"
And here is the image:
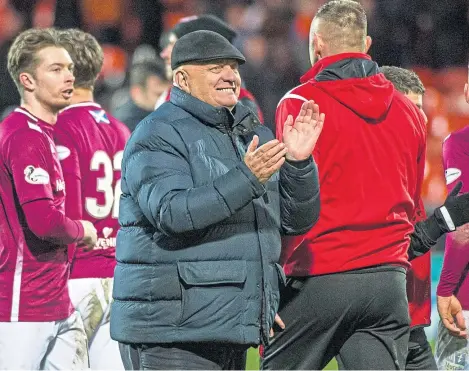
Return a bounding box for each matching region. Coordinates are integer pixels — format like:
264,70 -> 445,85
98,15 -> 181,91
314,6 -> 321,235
279,158 -> 320,236
123,122 -> 266,235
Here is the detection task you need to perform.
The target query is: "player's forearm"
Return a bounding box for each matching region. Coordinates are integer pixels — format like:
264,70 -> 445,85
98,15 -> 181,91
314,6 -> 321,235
63,173 -> 82,219
437,227 -> 469,296
23,199 -> 84,244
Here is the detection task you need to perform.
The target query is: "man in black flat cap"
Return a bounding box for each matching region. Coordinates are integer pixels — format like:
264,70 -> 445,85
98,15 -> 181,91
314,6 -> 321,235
157,14 -> 265,123
111,30 -> 323,370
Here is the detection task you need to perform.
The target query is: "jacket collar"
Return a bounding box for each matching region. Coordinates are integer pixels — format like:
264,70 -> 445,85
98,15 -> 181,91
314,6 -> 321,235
300,52 -> 372,83
169,86 -> 258,134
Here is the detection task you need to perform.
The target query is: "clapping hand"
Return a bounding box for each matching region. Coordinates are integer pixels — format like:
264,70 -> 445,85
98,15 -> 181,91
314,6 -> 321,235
244,136 -> 287,184
282,100 -> 325,161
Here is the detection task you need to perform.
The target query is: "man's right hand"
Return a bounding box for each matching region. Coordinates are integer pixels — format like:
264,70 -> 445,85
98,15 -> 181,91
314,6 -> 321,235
244,136 -> 287,184
437,294 -> 467,338
79,220 -> 98,250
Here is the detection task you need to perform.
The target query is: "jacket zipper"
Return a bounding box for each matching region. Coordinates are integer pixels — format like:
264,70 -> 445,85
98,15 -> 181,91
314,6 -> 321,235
224,120 -> 266,344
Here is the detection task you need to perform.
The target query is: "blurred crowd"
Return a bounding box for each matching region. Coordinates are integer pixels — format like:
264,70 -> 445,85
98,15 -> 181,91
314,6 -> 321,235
0,0 -> 468,218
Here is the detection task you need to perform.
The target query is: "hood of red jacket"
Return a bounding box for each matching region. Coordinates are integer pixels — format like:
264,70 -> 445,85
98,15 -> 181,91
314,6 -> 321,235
301,53 -> 394,122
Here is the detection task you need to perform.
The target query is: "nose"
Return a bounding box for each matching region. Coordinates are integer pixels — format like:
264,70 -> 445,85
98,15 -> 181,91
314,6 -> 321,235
66,69 -> 75,84
221,65 -> 237,82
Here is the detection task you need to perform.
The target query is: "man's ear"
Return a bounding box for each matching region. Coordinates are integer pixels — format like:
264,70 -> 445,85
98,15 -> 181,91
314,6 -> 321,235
365,36 -> 372,53
174,70 -> 190,93
19,72 -> 35,92
310,33 -> 323,63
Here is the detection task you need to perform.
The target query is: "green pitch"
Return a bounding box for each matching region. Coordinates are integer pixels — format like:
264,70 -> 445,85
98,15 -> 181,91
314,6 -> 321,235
245,348 -> 338,370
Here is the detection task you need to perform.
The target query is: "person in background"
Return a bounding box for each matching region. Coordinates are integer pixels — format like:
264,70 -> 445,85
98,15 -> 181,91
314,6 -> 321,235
54,28 -> 130,370
114,60 -> 170,132
380,65 -> 435,371
0,27 -> 96,370
434,72 -> 469,370
158,14 -> 264,123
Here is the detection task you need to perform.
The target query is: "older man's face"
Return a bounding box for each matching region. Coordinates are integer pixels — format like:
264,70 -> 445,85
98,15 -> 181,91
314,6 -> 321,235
183,59 -> 241,109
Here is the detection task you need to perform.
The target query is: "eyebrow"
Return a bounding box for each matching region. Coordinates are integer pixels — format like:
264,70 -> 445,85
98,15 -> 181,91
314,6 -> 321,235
48,62 -> 73,68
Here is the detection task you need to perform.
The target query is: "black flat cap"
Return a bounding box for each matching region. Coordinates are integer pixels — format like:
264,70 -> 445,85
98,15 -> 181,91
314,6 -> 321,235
173,15 -> 237,43
171,30 -> 246,70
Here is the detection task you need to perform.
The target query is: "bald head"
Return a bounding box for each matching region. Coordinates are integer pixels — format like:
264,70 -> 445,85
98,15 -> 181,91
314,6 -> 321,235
310,0 -> 370,64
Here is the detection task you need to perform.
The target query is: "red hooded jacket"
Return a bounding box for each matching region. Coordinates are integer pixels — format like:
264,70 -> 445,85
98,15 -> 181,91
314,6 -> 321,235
276,53 -> 426,279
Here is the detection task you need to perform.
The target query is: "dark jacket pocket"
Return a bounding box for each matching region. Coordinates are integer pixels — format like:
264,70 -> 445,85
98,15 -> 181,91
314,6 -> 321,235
177,260 -> 247,286
176,261 -> 247,328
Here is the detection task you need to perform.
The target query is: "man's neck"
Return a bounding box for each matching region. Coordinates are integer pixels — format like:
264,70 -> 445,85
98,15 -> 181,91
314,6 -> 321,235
70,88 -> 94,104
21,99 -> 58,125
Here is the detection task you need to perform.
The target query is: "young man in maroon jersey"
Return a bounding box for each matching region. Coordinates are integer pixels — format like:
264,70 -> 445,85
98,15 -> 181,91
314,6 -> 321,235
157,14 -> 264,123
434,74 -> 469,369
54,29 -> 130,370
0,28 -> 97,369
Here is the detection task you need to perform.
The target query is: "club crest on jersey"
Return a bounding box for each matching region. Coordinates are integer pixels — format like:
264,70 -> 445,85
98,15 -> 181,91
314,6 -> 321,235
24,165 -> 50,185
445,168 -> 462,185
90,109 -> 110,124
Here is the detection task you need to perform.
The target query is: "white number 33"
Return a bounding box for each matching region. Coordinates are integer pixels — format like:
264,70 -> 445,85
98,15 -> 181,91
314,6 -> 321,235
85,150 -> 123,219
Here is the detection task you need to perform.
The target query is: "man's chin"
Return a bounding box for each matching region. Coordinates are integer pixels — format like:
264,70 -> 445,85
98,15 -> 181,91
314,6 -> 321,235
54,99 -> 72,112
218,98 -> 238,110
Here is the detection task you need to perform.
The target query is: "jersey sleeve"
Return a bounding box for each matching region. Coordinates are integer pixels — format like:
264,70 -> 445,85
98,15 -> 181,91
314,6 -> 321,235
437,133 -> 469,297
54,125 -> 83,220
4,129 -> 54,205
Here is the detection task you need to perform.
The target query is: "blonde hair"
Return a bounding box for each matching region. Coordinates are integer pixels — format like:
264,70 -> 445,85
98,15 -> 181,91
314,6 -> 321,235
56,29 -> 104,90
7,28 -> 62,93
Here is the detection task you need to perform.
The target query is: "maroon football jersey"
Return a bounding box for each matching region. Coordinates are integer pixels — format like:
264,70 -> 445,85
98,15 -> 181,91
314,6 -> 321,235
0,107 -> 73,321
438,127 -> 469,310
55,102 -> 130,279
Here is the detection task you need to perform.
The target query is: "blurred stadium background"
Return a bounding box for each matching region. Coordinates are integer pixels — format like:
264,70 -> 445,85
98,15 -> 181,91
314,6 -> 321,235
1,0 -> 468,368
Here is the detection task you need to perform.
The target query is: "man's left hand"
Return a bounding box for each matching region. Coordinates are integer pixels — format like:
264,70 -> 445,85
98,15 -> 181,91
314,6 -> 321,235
437,294 -> 468,338
282,100 -> 325,161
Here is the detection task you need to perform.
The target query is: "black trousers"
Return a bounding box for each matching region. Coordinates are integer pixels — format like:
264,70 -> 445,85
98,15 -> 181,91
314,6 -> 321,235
119,342 -> 248,370
405,327 -> 437,370
261,266 -> 410,370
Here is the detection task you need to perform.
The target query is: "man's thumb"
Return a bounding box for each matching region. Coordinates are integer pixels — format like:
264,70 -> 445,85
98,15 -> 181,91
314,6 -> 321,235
284,115 -> 293,128
456,311 -> 467,330
247,135 -> 259,153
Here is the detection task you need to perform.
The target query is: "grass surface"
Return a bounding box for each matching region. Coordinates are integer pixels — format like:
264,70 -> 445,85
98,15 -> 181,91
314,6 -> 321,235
245,348 -> 339,370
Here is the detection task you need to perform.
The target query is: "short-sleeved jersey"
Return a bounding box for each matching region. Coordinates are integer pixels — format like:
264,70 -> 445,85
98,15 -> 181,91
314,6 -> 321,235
0,107 -> 73,321
55,102 -> 130,279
